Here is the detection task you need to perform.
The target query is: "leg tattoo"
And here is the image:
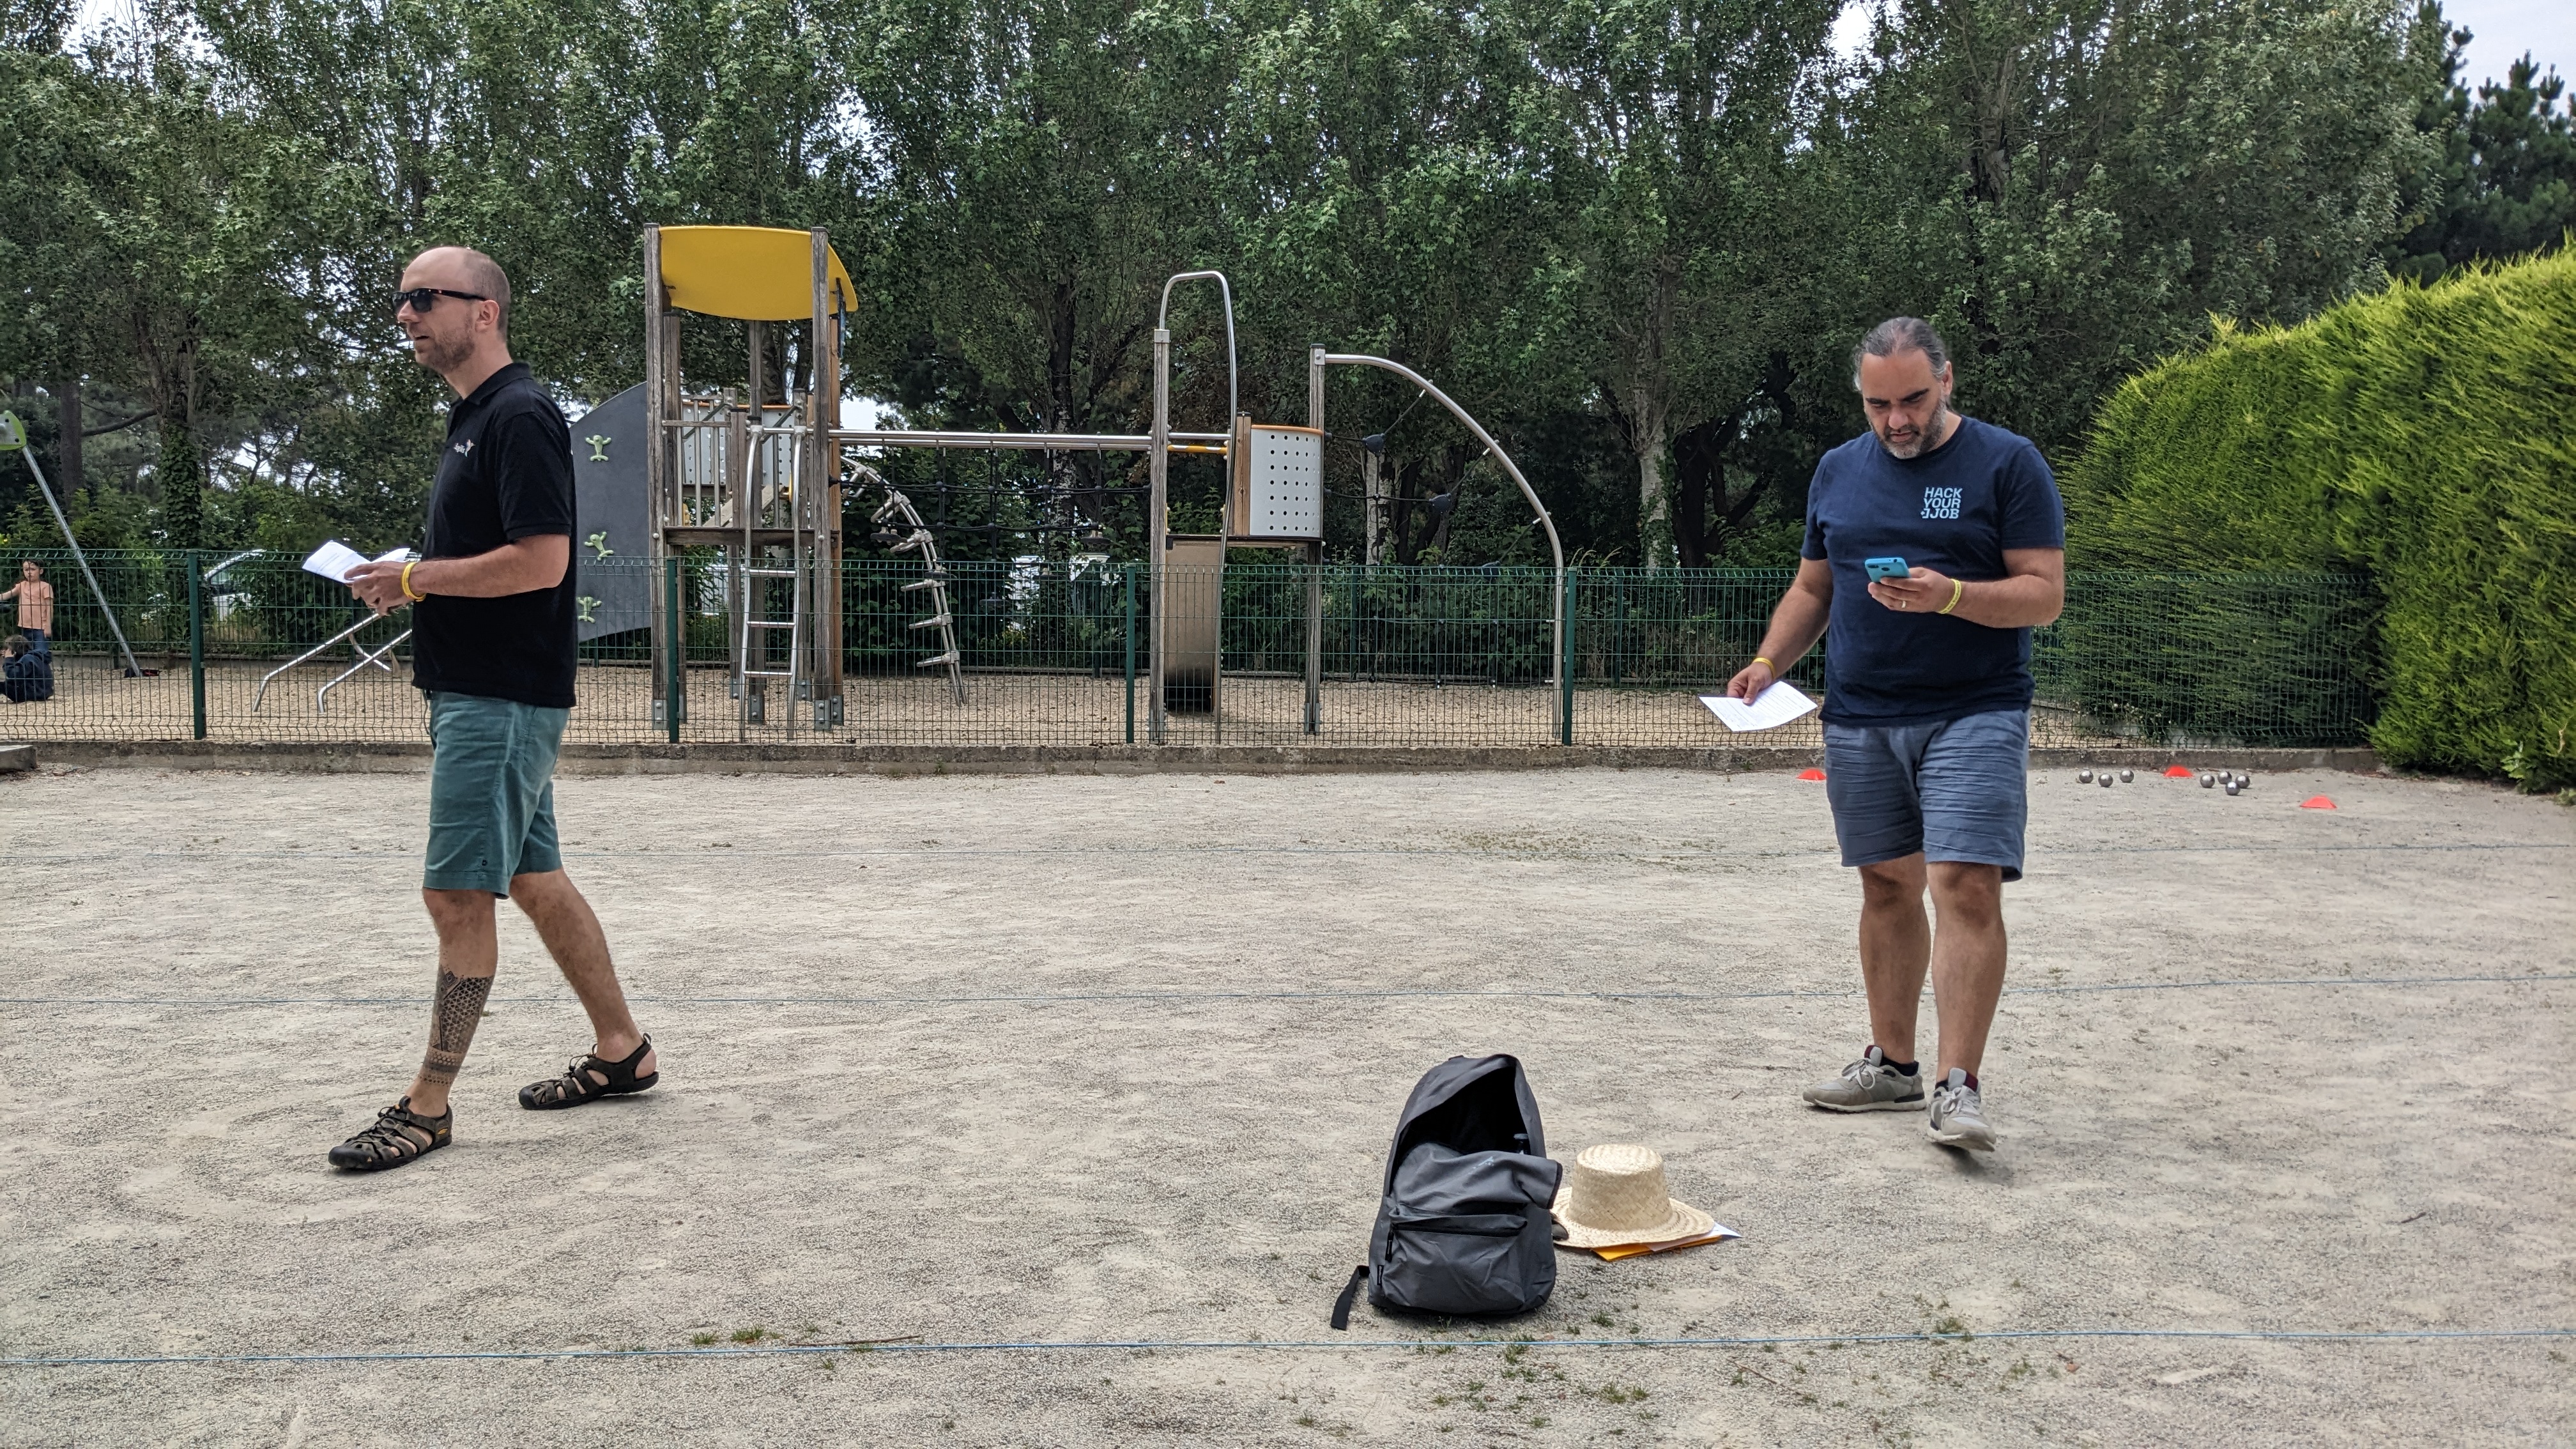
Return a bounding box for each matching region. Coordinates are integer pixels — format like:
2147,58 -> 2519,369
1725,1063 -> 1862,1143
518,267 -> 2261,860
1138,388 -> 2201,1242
420,969 -> 494,1088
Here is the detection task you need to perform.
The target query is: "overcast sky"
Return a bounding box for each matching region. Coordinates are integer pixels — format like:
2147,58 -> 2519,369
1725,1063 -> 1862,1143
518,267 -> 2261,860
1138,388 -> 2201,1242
2435,0 -> 2566,87
1830,0 -> 2563,91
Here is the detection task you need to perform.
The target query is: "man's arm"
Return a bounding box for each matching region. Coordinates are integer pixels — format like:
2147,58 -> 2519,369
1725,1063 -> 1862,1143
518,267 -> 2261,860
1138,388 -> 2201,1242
344,535 -> 570,615
1725,558 -> 1834,700
1866,548 -> 2062,628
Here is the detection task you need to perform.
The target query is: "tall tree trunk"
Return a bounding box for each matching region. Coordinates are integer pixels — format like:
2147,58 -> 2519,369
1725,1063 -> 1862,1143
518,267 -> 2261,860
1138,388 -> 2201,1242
1363,449 -> 1388,566
158,417 -> 203,550
1629,382 -> 1671,572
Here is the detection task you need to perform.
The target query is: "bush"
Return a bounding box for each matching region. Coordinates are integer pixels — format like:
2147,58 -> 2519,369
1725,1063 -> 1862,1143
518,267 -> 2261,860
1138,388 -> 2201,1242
2064,249 -> 2576,786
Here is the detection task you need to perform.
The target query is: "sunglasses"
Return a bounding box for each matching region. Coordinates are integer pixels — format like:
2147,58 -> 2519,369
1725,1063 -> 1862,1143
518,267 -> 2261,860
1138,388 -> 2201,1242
392,287 -> 488,318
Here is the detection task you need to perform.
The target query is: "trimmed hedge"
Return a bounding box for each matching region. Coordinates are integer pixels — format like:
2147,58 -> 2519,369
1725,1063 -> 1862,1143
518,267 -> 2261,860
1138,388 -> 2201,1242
2064,250 -> 2576,787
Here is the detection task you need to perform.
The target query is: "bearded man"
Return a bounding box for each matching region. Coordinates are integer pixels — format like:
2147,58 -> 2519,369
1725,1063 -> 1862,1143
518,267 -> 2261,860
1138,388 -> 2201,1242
1725,317 -> 2065,1153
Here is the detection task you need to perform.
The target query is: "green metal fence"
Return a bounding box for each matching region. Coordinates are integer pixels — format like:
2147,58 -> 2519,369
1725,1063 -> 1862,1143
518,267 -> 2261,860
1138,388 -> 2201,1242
0,549 -> 2377,749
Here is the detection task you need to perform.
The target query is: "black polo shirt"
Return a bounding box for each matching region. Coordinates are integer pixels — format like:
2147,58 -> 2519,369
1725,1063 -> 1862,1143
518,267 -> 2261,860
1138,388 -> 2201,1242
413,361 -> 579,707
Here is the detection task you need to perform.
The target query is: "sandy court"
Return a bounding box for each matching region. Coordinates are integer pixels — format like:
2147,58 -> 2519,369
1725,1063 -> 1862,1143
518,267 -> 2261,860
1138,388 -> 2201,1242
2,763 -> 2570,1445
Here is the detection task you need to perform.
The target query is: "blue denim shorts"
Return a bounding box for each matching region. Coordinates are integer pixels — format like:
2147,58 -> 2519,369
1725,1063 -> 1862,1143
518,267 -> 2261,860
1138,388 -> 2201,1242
424,691 -> 568,896
1821,709 -> 2030,881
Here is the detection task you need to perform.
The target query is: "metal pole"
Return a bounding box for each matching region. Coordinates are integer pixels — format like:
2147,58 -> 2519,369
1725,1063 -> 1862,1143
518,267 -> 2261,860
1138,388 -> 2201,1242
1148,326 -> 1169,744
1305,543 -> 1323,735
187,551 -> 206,739
0,415 -> 144,677
1123,562 -> 1137,746
644,224 -> 672,732
1558,567 -> 1576,746
1155,272 -> 1238,427
665,554 -> 683,744
1305,346 -> 1324,735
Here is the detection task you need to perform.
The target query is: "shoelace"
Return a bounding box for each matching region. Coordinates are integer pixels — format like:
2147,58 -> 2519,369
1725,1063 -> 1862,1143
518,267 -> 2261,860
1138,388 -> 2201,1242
1841,1058 -> 1884,1089
356,1105 -> 431,1153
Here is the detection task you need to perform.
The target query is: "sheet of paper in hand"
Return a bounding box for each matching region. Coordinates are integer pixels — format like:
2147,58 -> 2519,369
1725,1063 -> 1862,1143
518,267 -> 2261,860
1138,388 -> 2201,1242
302,540 -> 414,583
1698,680 -> 1818,732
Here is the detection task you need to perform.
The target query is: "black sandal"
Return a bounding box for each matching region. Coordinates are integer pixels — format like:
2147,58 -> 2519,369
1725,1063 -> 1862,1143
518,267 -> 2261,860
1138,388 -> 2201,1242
519,1034 -> 657,1110
328,1097 -> 452,1171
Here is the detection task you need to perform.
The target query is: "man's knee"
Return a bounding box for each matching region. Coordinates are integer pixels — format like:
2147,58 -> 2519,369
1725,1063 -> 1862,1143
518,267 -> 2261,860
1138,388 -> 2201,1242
507,868 -> 577,912
1856,856 -> 1926,906
422,886 -> 496,933
1927,862 -> 2004,924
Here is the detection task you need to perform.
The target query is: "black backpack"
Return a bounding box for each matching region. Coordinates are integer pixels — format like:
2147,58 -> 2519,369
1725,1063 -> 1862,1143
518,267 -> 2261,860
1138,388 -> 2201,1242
1330,1054 -> 1562,1328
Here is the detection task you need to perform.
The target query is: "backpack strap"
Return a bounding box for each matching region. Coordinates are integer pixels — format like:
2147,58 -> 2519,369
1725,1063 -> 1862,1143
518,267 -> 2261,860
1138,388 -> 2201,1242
1328,1264 -> 1369,1330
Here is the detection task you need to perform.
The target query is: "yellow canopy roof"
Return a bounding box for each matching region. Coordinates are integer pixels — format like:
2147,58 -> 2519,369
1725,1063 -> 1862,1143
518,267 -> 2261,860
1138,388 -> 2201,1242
656,226 -> 857,320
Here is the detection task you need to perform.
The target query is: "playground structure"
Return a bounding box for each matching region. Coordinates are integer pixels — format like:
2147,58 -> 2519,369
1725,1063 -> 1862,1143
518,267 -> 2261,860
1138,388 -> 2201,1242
640,224 -> 1565,743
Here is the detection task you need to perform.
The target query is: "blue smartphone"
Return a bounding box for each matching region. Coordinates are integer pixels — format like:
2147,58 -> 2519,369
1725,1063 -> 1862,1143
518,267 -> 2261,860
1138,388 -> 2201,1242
1864,556 -> 1910,583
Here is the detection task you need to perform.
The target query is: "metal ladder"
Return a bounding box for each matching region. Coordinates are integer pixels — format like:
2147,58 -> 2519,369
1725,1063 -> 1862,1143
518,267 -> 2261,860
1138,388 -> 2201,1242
735,423 -> 804,737
735,539 -> 803,737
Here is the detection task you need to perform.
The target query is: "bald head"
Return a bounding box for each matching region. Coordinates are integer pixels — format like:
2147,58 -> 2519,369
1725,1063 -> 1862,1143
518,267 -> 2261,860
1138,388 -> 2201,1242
398,245 -> 516,394
405,246 -> 512,337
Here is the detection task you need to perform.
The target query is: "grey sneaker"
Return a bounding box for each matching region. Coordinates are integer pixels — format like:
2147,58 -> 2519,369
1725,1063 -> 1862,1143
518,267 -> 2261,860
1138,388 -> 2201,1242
1925,1069 -> 1997,1151
1801,1046 -> 1927,1112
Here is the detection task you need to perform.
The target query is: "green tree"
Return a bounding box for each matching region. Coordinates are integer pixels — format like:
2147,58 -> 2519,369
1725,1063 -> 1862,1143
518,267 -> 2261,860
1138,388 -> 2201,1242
2384,5 -> 2575,280
1841,0 -> 2430,459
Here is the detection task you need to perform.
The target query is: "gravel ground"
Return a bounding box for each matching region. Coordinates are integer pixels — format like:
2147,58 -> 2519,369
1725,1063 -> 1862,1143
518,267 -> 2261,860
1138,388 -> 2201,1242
2,763 -> 2570,1446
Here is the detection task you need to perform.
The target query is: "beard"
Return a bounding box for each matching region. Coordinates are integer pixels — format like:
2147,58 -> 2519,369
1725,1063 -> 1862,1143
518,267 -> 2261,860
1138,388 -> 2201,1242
1876,408 -> 1951,459
410,328 -> 473,374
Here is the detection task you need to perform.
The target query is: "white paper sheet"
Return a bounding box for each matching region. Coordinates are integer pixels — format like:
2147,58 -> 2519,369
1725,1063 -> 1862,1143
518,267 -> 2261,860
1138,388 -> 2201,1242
1698,680 -> 1818,732
302,540 -> 414,583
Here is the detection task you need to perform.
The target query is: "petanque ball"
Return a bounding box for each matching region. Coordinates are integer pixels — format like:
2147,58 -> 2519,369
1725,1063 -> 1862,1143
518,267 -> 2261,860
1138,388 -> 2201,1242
2078,769 -> 2093,784
2120,769 -> 2135,783
2225,781 -> 2240,795
2099,774 -> 2113,788
2237,774 -> 2252,790
2201,774 -> 2216,788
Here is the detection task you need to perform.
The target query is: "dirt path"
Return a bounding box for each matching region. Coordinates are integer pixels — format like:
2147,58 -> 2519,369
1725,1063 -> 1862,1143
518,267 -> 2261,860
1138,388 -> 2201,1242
3,765 -> 2568,1445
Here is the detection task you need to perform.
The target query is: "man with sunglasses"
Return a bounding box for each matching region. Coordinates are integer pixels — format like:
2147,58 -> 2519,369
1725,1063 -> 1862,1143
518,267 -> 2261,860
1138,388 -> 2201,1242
327,247 -> 657,1172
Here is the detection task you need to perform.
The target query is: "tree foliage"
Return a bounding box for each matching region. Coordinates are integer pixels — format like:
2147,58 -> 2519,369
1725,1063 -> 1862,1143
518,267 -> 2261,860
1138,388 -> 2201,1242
1,0 -> 2446,572
2064,250 -> 2576,787
2383,6 -> 2576,282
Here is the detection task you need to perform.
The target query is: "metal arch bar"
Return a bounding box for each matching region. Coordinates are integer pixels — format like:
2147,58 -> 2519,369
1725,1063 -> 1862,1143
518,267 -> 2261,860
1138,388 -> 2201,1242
1156,272 -> 1238,430
1318,353 -> 1569,709
826,429 -> 1229,452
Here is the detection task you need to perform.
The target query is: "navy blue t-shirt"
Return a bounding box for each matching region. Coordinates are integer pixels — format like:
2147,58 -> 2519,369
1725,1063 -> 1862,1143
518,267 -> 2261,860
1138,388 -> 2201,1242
1800,415 -> 2064,727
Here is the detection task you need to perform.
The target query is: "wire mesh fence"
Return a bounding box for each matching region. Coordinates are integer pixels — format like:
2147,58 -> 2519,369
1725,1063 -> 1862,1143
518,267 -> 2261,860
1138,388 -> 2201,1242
0,549 -> 2378,751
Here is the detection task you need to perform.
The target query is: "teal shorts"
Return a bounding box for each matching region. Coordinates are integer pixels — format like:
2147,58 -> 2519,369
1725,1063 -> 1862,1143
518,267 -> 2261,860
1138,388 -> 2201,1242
424,691 -> 569,896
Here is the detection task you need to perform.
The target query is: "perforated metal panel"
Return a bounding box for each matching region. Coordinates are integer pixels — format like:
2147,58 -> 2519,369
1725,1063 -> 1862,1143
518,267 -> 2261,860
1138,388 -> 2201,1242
1243,426 -> 1324,539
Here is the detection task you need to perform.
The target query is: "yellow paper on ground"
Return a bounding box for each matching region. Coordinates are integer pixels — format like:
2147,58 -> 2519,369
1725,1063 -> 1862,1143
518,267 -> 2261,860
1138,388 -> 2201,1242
1591,1223 -> 1740,1261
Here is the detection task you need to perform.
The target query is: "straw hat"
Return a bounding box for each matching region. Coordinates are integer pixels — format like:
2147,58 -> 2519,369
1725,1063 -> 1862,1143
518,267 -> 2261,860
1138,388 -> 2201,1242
1549,1144 -> 1714,1248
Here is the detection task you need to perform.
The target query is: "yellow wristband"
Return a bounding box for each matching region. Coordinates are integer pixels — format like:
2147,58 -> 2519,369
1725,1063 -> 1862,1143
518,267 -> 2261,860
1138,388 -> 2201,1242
399,560 -> 425,602
1752,656 -> 1776,670
1936,578 -> 1963,615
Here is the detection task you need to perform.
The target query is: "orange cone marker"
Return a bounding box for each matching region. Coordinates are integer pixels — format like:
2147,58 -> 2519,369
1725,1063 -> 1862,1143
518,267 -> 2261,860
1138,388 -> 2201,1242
2163,765 -> 2195,778
1798,768 -> 1827,781
2300,795 -> 2337,809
